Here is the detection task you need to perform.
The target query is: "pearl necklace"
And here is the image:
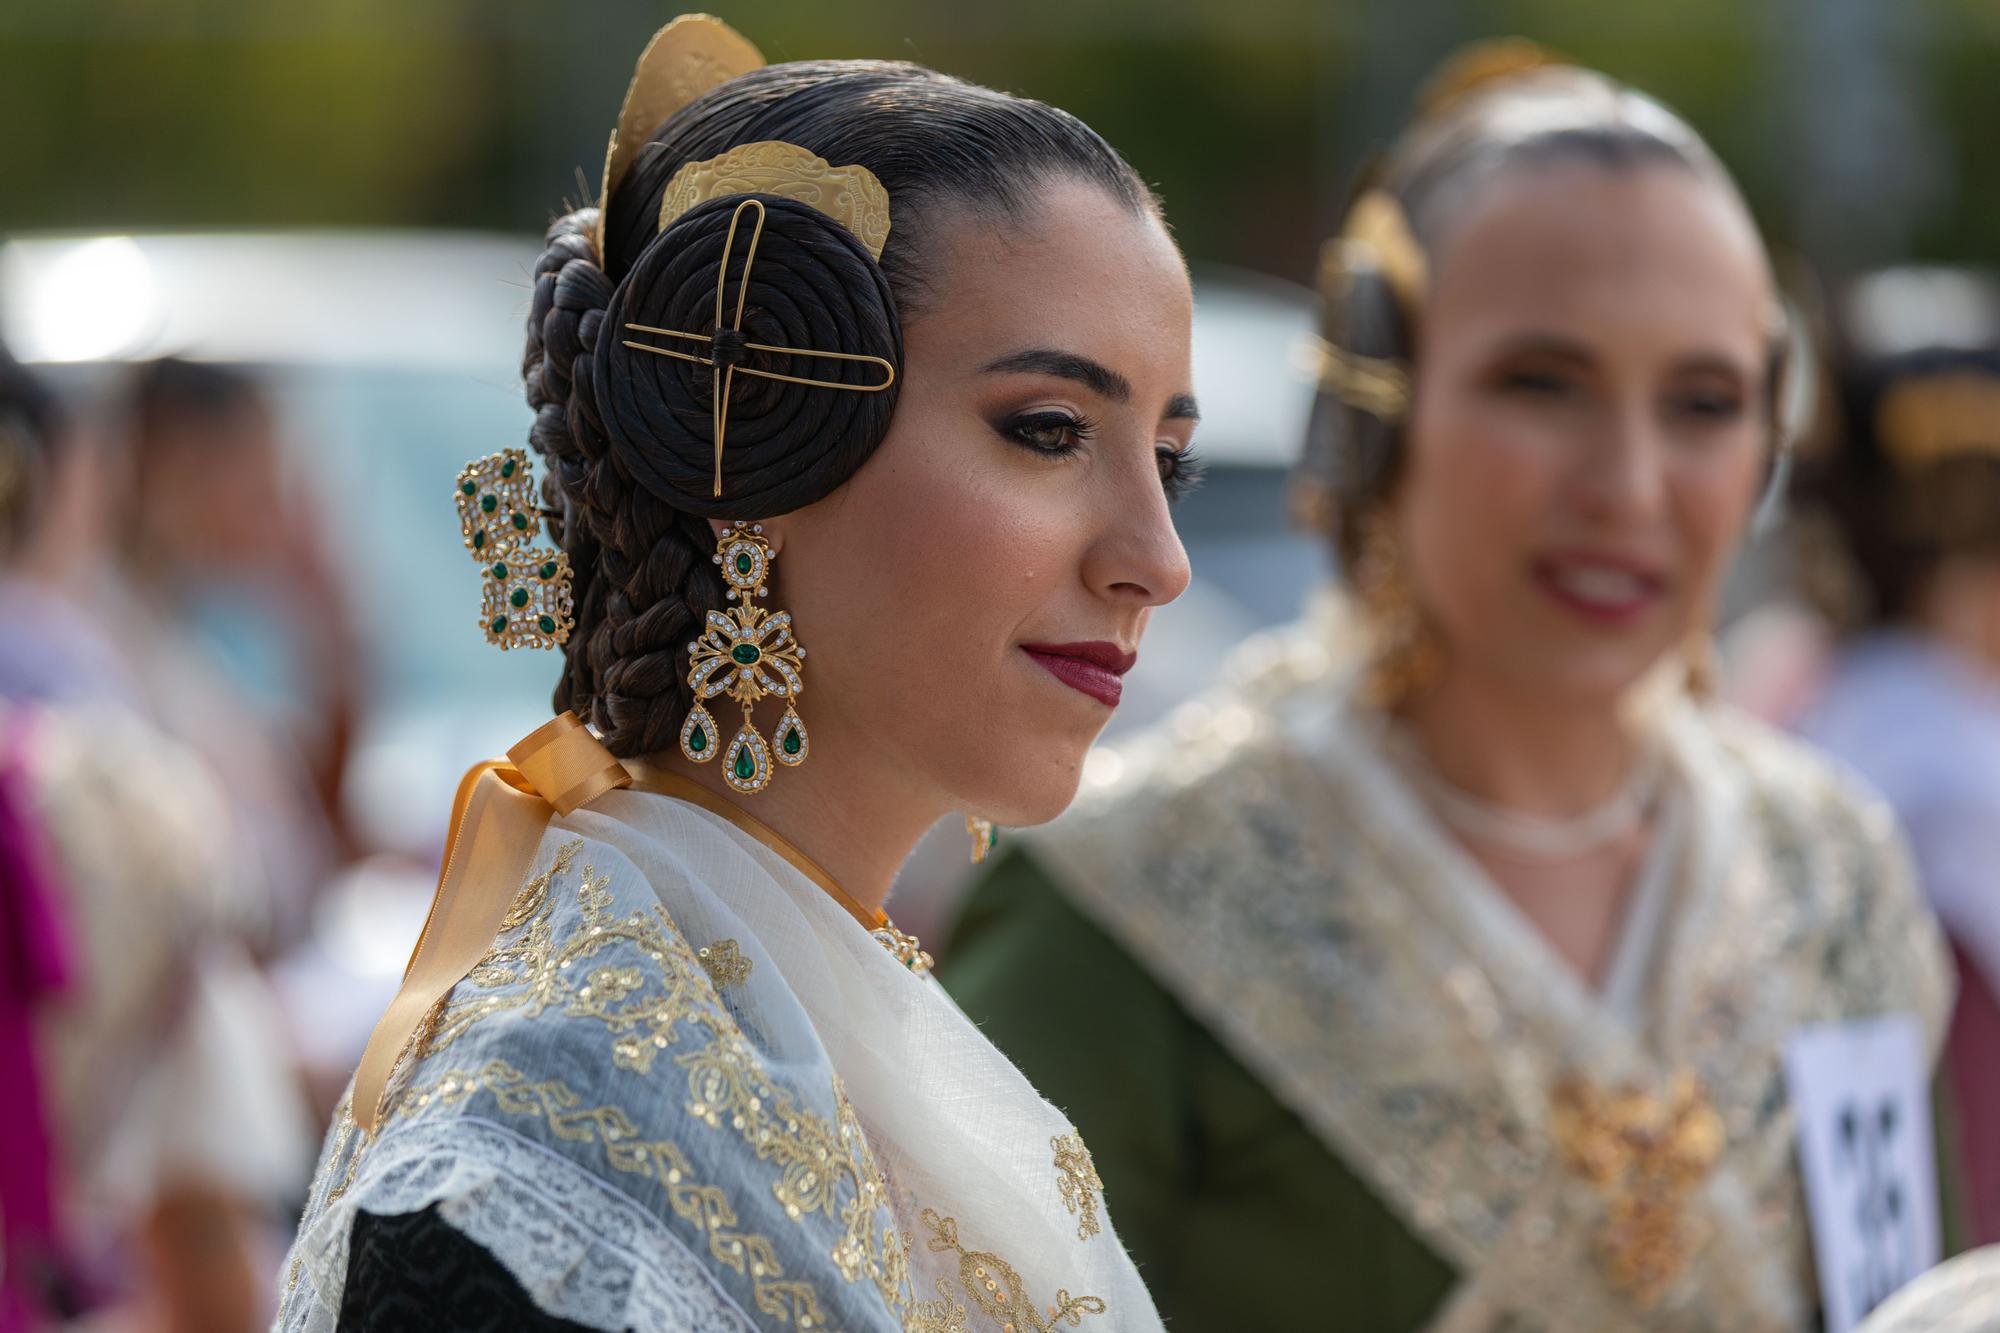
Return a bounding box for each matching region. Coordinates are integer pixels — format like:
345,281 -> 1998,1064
1388,729 -> 1664,863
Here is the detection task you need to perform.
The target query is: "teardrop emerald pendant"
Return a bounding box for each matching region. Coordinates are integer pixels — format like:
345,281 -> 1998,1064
721,723 -> 772,794
679,701 -> 719,765
774,705 -> 809,767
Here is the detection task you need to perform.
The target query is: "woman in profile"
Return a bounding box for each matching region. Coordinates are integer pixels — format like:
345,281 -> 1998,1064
946,45 -> 1953,1331
280,15 -> 1198,1332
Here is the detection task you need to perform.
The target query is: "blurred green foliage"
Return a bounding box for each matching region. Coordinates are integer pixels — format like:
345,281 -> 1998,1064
3,0 -> 1997,285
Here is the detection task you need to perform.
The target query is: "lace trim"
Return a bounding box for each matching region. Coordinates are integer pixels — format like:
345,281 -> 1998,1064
282,1115 -> 756,1332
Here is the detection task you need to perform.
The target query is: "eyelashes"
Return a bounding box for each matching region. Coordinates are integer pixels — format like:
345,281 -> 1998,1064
1000,408 -> 1094,456
996,409 -> 1204,502
1160,444 -> 1206,501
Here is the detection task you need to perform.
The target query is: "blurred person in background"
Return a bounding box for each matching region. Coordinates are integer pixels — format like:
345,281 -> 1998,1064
281,15 -> 1194,1330
107,357 -> 362,947
946,45 -> 1956,1331
1790,270 -> 2000,1246
0,345 -> 309,1333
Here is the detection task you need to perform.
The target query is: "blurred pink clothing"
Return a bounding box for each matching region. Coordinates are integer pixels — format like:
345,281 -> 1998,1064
0,720 -> 75,1333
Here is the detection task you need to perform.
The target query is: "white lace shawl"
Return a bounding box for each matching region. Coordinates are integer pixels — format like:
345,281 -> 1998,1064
277,789 -> 1159,1332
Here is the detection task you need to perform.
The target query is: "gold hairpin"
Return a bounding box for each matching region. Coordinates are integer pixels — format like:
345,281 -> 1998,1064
622,191 -> 898,497
596,15 -> 767,264
1306,335 -> 1412,423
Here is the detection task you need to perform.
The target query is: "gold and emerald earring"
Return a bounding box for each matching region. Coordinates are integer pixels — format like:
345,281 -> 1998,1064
455,447 -> 573,651
680,522 -> 808,795
966,814 -> 997,865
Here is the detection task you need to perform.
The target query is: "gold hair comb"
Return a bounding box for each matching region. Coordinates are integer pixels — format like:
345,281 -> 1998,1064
596,15 -> 767,264
660,140 -> 890,260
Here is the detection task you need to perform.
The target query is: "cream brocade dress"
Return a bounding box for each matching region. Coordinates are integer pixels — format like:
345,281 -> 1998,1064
276,775 -> 1160,1332
979,607 -> 1954,1331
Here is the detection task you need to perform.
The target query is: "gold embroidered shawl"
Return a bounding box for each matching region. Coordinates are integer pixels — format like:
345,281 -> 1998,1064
1032,612 -> 1952,1332
279,788 -> 1158,1332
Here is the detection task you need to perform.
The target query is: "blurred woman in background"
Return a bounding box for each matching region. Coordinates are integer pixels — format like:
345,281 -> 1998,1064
1791,268 -> 2000,1246
946,46 -> 1954,1331
108,358 -> 360,945
0,344 -> 309,1333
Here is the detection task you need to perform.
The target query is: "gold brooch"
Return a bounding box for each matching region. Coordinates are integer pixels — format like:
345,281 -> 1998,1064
1550,1071 -> 1725,1309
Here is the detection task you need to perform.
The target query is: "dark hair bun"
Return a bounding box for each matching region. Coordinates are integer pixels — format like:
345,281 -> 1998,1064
599,194 -> 901,518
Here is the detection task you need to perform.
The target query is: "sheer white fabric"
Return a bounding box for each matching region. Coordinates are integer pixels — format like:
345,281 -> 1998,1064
278,786 -> 1159,1331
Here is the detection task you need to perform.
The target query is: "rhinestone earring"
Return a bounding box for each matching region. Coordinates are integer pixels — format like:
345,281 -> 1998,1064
455,448 -> 573,651
1351,514 -> 1443,708
680,522 -> 807,794
966,814 -> 997,865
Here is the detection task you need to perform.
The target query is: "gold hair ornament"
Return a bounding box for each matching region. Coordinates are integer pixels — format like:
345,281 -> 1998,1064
660,140 -> 890,261
678,521 -> 808,796
1418,37 -> 1570,118
595,15 -> 766,263
622,191 -> 898,497
1308,191 -> 1429,423
1339,190 -> 1428,318
1875,371 -> 2000,474
1305,333 -> 1413,423
453,448 -> 574,651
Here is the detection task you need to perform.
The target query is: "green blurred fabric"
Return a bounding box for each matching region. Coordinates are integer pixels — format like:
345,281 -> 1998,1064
942,847 -> 1458,1331
943,846 -> 1972,1332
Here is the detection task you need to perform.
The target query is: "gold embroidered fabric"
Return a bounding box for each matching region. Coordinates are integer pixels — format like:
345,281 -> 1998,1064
1031,605 -> 1953,1333
699,939 -> 754,989
281,810 -> 1143,1331
919,1211 -> 1106,1332
1050,1135 -> 1104,1243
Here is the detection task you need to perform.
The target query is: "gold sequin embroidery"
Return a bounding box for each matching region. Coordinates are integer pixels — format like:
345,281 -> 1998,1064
387,840 -> 915,1324
1049,1133 -> 1103,1243
920,1210 -> 1106,1332
698,938 -> 754,989
395,1058 -> 835,1328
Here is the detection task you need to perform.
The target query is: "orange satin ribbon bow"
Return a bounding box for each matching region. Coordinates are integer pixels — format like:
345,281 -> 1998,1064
351,712 -> 630,1132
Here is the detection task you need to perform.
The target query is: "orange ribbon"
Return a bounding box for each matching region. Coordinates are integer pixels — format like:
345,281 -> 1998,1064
351,712 -> 630,1132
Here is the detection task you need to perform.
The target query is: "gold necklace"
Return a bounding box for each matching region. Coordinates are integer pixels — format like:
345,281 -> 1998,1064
629,764 -> 931,974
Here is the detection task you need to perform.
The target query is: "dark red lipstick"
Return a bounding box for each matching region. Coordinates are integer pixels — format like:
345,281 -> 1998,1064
1020,641 -> 1138,708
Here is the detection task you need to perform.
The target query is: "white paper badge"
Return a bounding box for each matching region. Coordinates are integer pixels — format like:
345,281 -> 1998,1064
1784,1015 -> 1940,1333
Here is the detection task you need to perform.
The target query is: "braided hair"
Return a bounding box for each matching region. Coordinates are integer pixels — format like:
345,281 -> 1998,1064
522,58 -> 1152,756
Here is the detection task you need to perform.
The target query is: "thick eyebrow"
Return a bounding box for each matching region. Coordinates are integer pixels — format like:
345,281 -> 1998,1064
1497,332 -> 1755,382
981,348 -> 1131,404
1492,332 -> 1595,368
1165,392 -> 1200,423
1669,352 -> 1755,382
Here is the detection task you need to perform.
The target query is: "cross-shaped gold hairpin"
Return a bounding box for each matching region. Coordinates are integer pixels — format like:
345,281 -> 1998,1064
621,198 -> 898,497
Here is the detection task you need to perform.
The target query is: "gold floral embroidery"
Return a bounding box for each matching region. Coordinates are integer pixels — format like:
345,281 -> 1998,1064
396,1058 -> 835,1328
919,1210 -> 1106,1332
1049,1133 -> 1103,1242
905,1281 -> 971,1333
1550,1071 -> 1725,1309
391,842 -> 915,1324
698,938 -> 754,989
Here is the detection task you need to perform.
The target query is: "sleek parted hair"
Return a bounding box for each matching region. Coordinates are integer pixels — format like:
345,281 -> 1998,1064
524,59 -> 1154,756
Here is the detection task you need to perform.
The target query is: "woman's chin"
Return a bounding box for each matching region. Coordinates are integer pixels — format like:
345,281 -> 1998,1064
958,746 -> 1090,829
